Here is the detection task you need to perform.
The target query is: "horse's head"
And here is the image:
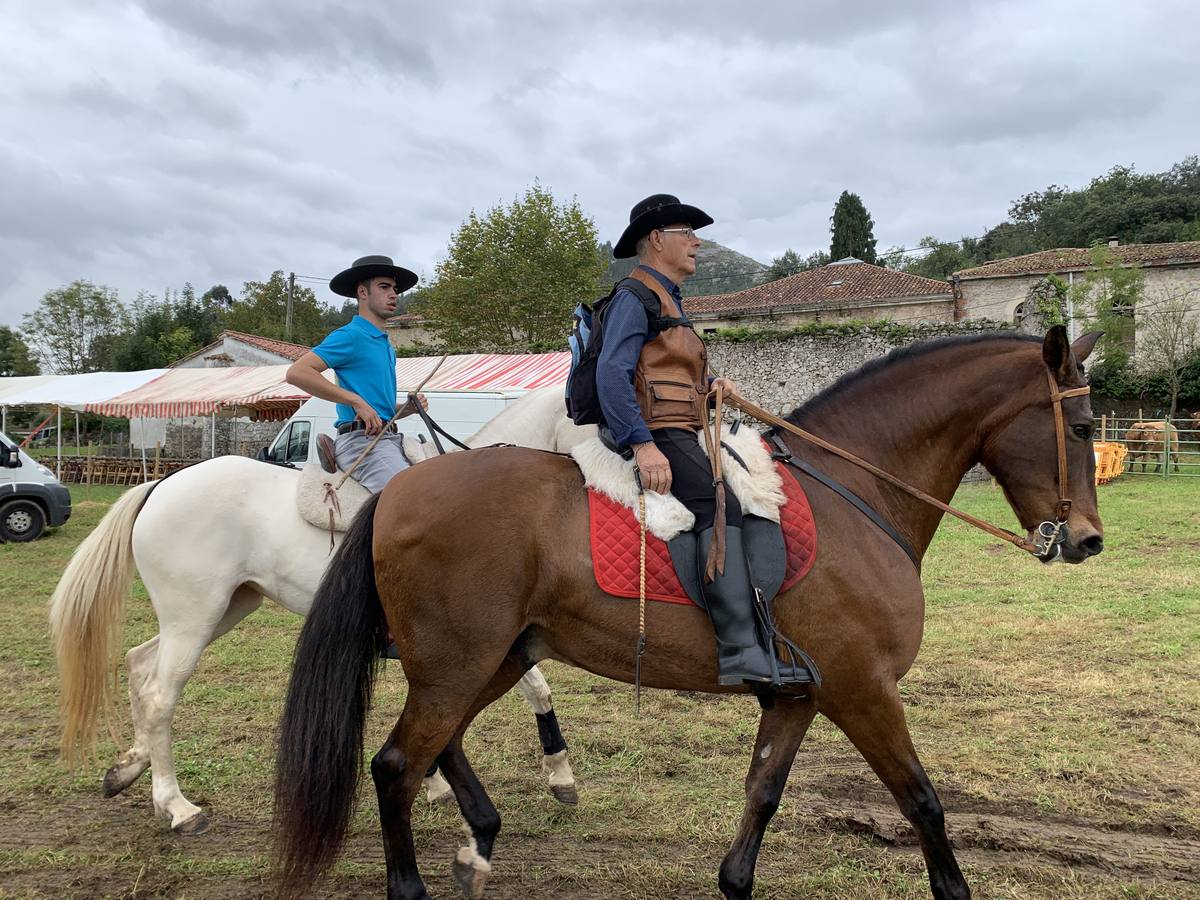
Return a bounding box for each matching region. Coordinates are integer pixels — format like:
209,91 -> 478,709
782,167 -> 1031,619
980,326 -> 1104,564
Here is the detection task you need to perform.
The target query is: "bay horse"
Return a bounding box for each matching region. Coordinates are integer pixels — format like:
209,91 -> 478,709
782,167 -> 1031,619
49,386 -> 590,835
274,328 -> 1105,900
1123,421 -> 1180,473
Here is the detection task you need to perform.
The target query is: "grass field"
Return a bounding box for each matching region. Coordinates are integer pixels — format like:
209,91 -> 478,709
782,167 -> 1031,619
1,477 -> 1197,898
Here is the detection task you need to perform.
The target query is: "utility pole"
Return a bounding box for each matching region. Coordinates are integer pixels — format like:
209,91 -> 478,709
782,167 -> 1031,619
285,272 -> 295,340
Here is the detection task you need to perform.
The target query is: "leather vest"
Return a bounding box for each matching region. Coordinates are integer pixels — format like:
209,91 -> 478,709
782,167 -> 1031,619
629,268 -> 708,432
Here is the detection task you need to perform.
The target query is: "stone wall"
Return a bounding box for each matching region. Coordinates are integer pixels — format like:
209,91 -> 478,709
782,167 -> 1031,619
692,296 -> 954,333
158,416 -> 281,459
704,319 -> 1011,416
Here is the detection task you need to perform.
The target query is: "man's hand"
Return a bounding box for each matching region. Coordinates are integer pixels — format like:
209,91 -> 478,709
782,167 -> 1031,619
711,376 -> 739,395
351,398 -> 384,435
633,441 -> 672,494
397,392 -> 429,419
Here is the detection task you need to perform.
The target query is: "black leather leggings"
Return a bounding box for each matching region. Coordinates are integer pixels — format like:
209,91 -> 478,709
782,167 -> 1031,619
652,428 -> 743,532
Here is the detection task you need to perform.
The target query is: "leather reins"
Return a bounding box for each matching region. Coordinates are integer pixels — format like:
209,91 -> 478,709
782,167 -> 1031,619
705,372 -> 1090,564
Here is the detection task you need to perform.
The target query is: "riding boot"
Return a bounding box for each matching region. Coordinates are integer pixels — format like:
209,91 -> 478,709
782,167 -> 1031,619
698,526 -> 776,686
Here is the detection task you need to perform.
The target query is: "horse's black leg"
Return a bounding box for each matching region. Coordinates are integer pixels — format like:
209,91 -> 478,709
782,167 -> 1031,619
718,695 -> 817,900
371,736 -> 431,900
371,693 -> 472,900
827,682 -> 971,900
437,738 -> 501,899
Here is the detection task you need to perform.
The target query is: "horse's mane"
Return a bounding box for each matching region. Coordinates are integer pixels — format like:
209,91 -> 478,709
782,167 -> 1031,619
787,331 -> 1041,424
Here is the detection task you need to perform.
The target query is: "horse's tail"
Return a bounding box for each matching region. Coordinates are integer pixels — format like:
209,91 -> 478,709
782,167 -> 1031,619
49,479 -> 158,764
274,492 -> 385,895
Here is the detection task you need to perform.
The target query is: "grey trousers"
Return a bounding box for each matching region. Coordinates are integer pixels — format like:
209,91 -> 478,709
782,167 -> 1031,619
333,429 -> 411,494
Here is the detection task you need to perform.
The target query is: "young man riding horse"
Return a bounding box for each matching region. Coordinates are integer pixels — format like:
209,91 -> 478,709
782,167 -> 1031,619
598,194 -> 807,688
285,255 -> 429,491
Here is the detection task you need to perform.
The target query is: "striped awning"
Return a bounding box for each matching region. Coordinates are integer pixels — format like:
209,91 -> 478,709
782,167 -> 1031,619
86,366 -> 310,420
82,352 -> 570,420
395,353 -> 570,392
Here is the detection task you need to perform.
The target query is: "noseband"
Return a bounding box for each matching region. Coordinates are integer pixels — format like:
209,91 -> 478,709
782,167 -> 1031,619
715,369 -> 1091,563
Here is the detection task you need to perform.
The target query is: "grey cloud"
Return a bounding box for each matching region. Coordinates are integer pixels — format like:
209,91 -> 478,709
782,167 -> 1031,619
2,0 -> 1197,327
135,2 -> 440,84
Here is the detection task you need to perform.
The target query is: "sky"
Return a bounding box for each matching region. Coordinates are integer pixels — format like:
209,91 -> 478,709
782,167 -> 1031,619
2,0 -> 1198,327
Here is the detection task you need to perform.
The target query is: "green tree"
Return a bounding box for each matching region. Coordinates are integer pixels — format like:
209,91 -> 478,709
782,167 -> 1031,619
0,326 -> 38,376
110,290 -> 212,370
829,191 -> 878,263
766,249 -> 830,281
222,271 -> 328,345
897,236 -> 980,280
21,280 -> 127,373
1072,245 -> 1143,372
202,284 -> 233,309
424,183 -> 605,352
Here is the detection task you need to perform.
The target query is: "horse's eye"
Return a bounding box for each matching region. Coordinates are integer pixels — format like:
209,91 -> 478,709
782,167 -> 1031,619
1072,424 -> 1092,440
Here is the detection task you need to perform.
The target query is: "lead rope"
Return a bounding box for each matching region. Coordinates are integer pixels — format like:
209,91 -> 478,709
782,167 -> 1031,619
322,355 -> 448,545
699,381 -> 727,580
332,354 -> 447,491
721,387 -> 1086,557
726,390 -> 1034,552
634,473 -> 647,716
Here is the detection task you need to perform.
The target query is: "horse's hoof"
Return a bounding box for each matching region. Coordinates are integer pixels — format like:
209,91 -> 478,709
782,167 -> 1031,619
452,856 -> 490,899
550,782 -> 578,806
172,812 -> 211,836
102,766 -> 131,798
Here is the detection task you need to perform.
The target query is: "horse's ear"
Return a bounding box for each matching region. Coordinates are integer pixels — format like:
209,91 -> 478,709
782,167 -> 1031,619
1072,330 -> 1103,363
1041,325 -> 1072,376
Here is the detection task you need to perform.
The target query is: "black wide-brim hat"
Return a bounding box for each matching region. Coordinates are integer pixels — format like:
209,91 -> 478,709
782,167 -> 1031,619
329,255 -> 419,297
612,193 -> 714,259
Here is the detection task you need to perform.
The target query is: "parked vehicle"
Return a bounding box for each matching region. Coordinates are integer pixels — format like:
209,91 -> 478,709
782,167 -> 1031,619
258,390 -> 527,465
0,430 -> 72,542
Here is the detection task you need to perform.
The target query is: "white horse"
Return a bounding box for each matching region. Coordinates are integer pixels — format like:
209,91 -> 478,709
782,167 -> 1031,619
50,386 -> 595,835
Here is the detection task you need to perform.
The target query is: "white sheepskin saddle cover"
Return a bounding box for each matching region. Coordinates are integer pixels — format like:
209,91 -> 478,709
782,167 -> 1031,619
569,426 -> 786,542
296,435 -> 431,533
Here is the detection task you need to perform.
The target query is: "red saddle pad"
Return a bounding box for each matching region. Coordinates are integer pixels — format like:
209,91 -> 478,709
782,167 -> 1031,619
588,462 -> 817,606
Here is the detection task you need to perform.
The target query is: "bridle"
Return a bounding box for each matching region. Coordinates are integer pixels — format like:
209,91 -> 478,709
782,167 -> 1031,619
709,369 -> 1091,564
1038,367 -> 1092,559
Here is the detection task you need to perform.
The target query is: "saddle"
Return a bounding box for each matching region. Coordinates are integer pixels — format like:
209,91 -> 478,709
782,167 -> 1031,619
571,427 -> 818,607
296,433 -> 433,534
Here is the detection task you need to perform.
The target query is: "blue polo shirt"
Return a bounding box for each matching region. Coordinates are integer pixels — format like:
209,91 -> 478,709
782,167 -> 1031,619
311,316 -> 397,428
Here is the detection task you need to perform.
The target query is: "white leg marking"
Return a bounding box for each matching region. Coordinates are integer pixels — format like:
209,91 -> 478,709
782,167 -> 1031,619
516,666 -> 553,714
760,742 -> 773,760
542,748 -> 576,787
423,769 -> 455,804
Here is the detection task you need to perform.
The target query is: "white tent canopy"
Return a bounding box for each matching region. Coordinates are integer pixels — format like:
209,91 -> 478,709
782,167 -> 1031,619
0,374 -> 55,403
0,370 -> 168,411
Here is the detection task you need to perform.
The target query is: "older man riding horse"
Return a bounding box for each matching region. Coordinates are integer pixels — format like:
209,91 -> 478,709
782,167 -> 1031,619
274,326 -> 1104,900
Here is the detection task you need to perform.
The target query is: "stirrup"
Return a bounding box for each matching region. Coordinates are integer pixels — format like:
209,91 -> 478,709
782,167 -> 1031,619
754,589 -> 822,689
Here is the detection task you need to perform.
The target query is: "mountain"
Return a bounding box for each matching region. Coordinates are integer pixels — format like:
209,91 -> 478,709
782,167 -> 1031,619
600,240 -> 768,297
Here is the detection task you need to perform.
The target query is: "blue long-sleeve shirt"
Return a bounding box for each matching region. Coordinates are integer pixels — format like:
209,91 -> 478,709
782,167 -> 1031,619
597,266 -> 694,447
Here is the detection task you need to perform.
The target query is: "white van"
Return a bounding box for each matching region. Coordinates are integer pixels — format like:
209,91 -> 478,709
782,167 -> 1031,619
259,390 -> 528,466
0,430 -> 72,541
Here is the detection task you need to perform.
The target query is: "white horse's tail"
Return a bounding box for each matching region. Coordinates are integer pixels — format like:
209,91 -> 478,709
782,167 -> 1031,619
49,480 -> 157,764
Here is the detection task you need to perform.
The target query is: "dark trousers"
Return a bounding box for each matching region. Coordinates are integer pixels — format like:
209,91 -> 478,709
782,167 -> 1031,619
652,428 -> 743,532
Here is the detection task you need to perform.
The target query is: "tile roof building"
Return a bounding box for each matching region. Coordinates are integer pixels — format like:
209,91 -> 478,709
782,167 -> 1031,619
171,330 -> 311,369
952,240 -> 1200,337
683,258 -> 955,330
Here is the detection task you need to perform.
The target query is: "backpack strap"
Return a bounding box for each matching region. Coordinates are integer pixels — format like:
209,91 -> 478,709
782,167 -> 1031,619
614,276 -> 688,333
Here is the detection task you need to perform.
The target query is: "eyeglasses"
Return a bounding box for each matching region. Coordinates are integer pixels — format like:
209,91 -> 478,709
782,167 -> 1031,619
658,227 -> 697,239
